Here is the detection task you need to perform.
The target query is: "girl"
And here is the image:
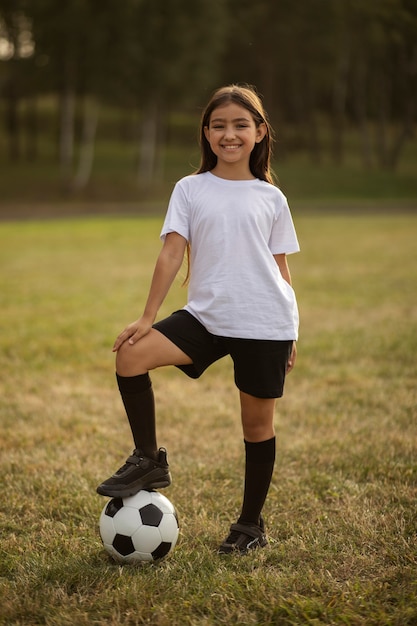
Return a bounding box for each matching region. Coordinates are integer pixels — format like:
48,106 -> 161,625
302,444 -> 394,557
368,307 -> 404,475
97,84 -> 300,554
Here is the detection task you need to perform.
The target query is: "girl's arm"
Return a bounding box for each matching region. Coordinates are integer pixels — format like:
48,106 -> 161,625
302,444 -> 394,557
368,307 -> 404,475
112,232 -> 187,351
273,253 -> 292,286
273,253 -> 297,373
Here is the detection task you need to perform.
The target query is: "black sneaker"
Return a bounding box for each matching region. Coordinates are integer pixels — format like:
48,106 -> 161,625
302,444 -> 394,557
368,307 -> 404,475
96,447 -> 171,498
218,516 -> 268,554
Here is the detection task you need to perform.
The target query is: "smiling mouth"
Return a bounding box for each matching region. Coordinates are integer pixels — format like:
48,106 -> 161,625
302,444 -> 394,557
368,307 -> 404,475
221,144 -> 241,150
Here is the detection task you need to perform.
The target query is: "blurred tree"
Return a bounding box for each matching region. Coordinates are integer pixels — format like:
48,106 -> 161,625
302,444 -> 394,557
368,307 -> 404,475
116,0 -> 228,184
0,0 -> 415,189
219,0 -> 417,168
10,0 -> 227,188
371,0 -> 417,169
0,0 -> 36,160
342,0 -> 417,169
26,0 -> 133,190
219,0 -> 335,163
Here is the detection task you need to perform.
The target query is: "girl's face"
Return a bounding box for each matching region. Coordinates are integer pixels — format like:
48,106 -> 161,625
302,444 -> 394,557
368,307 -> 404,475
204,102 -> 266,177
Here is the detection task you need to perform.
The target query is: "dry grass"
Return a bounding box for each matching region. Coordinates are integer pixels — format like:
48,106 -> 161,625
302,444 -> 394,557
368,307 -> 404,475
0,213 -> 416,625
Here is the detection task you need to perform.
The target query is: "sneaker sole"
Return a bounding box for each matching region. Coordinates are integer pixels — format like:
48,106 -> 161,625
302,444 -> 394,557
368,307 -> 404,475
218,537 -> 268,555
96,469 -> 171,498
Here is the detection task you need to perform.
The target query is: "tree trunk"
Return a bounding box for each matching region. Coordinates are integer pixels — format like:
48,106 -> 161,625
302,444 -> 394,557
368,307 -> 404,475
5,69 -> 20,161
58,47 -> 77,190
331,49 -> 350,165
387,122 -> 412,171
303,76 -> 321,164
353,63 -> 372,169
331,9 -> 350,166
59,87 -> 75,188
137,101 -> 159,185
386,45 -> 416,170
24,96 -> 38,161
72,99 -> 98,191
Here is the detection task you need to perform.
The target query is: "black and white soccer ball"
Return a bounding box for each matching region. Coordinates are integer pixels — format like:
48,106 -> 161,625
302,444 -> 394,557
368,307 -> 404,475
99,490 -> 179,563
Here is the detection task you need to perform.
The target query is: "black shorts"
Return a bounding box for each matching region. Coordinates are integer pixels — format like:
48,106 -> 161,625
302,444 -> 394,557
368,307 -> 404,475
153,310 -> 293,399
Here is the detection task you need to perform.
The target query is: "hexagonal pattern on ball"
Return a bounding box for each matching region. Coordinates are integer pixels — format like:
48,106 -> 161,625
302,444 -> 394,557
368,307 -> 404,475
99,489 -> 179,563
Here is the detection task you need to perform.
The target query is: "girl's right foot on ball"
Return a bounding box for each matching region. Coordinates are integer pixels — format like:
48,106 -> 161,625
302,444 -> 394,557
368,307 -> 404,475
96,447 -> 171,498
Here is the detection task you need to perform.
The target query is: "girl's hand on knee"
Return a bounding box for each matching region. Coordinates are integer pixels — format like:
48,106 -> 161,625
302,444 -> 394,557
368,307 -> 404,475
112,318 -> 152,352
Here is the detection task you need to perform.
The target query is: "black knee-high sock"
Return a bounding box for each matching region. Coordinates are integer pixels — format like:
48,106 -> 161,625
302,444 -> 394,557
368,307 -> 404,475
116,373 -> 157,459
238,437 -> 276,526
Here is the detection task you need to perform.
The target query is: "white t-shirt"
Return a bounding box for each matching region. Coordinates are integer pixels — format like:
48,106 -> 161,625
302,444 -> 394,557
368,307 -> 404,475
160,171 -> 300,340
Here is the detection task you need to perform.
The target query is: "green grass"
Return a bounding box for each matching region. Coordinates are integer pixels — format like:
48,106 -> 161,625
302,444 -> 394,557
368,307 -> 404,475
1,214 -> 416,625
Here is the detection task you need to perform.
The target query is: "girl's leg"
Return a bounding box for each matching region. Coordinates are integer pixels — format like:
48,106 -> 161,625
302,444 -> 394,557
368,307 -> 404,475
116,328 -> 193,377
96,329 -> 192,498
116,328 -> 192,457
238,391 -> 277,525
218,391 -> 276,553
239,391 -> 276,443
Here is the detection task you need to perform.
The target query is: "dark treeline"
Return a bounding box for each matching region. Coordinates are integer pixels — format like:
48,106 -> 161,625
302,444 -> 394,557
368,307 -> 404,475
0,0 -> 416,191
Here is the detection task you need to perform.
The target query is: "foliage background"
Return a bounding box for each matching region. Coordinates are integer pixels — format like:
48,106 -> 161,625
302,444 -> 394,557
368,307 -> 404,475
0,0 -> 416,206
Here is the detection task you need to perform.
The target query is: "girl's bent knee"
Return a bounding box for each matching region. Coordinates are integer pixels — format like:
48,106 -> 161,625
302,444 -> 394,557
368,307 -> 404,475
115,340 -> 148,377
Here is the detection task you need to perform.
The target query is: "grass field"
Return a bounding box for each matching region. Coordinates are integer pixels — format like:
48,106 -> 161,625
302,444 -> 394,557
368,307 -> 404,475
0,213 -> 416,625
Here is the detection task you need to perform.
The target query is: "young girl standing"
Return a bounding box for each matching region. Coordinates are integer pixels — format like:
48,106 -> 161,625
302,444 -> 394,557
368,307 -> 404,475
97,84 -> 300,554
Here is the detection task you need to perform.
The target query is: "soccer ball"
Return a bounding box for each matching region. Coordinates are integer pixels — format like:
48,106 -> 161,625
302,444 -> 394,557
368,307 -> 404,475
99,490 -> 179,563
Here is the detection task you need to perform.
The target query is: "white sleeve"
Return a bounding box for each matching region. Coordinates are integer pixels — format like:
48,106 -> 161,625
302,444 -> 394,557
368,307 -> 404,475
160,180 -> 190,242
269,195 -> 300,255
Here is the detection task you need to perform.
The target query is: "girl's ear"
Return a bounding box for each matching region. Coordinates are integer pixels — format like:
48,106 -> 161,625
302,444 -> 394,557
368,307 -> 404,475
203,126 -> 210,142
255,122 -> 267,143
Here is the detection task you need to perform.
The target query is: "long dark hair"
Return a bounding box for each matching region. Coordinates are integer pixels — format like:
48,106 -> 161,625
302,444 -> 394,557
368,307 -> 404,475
195,84 -> 276,184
